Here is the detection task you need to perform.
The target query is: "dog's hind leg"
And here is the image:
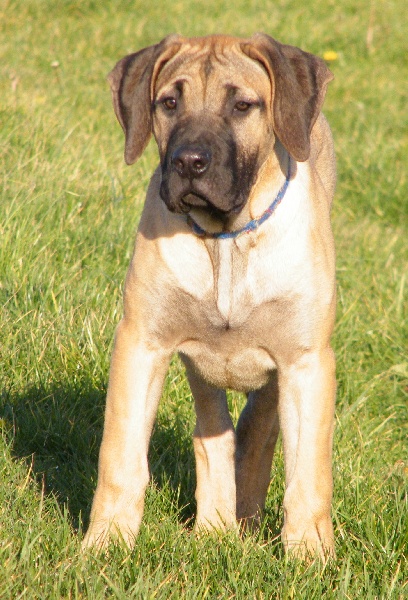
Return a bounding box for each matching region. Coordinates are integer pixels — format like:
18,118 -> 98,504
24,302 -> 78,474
235,371 -> 280,528
183,360 -> 237,531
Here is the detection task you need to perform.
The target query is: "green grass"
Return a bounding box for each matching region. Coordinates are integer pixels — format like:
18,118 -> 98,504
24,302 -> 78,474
1,0 -> 407,597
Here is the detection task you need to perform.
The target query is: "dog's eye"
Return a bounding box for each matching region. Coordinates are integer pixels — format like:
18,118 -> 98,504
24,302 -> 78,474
162,97 -> 177,111
234,101 -> 252,112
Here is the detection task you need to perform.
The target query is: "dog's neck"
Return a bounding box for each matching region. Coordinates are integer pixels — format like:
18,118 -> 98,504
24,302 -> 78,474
186,147 -> 292,239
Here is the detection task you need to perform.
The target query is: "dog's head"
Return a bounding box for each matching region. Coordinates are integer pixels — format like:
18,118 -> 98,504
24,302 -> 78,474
108,34 -> 333,218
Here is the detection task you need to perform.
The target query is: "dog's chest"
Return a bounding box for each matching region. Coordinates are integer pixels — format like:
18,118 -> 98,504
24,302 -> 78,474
157,229 -> 311,391
159,226 -> 306,327
206,237 -> 250,323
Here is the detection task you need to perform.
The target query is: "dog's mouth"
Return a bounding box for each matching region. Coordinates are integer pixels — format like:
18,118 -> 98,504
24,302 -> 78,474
179,191 -> 209,213
177,191 -> 245,221
160,162 -> 247,220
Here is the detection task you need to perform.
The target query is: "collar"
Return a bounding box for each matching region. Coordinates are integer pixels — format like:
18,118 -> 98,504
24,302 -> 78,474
186,156 -> 291,240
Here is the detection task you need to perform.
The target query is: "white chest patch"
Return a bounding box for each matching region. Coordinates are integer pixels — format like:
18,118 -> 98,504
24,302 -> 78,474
215,238 -> 234,320
203,236 -> 252,324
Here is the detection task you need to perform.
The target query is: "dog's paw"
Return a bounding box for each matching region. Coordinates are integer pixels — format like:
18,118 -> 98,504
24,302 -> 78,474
81,527 -> 109,552
194,508 -> 239,535
81,519 -> 139,552
282,519 -> 335,562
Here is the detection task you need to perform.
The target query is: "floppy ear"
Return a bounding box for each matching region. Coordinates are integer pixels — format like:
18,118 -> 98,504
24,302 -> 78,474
108,34 -> 182,165
242,33 -> 333,162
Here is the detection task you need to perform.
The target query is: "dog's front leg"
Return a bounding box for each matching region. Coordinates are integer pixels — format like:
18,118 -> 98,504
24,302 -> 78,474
279,347 -> 336,559
183,359 -> 237,531
83,319 -> 170,549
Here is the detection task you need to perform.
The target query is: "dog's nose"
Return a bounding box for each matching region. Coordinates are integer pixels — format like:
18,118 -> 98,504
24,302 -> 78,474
171,145 -> 211,179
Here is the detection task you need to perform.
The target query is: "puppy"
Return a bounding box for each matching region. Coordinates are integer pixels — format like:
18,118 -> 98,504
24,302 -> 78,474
83,33 -> 336,559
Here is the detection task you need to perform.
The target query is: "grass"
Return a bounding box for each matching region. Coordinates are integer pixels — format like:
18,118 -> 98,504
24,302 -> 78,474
1,0 -> 407,597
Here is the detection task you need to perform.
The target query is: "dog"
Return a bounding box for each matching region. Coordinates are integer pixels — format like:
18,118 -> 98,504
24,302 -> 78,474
83,33 -> 337,559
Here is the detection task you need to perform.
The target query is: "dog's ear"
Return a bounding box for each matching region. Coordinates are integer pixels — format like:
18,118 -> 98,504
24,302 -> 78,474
108,34 -> 182,165
242,33 -> 333,162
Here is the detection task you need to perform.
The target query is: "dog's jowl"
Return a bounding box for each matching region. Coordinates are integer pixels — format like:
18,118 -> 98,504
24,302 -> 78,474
83,34 -> 337,559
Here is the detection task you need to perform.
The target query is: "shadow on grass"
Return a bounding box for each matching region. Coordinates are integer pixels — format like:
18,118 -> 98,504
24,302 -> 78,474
0,380 -> 198,532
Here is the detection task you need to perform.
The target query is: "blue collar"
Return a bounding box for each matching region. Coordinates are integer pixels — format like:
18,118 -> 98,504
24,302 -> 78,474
187,156 -> 291,240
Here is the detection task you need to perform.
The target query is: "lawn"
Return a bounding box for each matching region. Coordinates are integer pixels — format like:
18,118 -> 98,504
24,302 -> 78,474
0,0 -> 407,597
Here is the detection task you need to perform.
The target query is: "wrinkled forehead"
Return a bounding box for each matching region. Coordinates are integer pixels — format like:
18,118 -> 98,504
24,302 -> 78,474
154,37 -> 271,99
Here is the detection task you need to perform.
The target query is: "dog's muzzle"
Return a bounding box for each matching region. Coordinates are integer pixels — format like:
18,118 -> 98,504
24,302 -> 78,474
159,120 -> 256,217
169,144 -> 214,213
160,142 -> 219,214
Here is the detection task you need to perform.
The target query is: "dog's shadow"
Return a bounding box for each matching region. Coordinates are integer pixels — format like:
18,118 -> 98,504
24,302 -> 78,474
1,378 -> 197,532
2,377 -> 282,544
1,382 -> 106,530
